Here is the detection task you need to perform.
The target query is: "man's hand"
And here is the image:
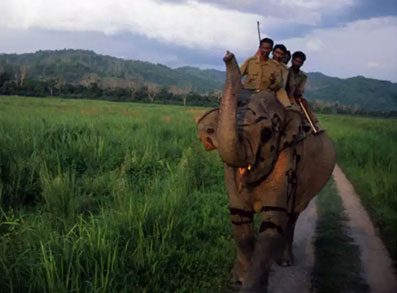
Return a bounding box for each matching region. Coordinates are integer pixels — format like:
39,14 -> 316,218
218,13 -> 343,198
294,90 -> 303,102
270,72 -> 276,84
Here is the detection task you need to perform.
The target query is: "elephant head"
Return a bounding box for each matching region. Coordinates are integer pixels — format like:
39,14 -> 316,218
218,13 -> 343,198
196,52 -> 303,185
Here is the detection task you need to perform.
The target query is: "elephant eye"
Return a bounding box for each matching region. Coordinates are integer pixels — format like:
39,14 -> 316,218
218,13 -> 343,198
261,128 -> 272,143
207,128 -> 215,134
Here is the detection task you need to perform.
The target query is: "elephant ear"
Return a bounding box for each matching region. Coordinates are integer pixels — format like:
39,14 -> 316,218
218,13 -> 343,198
279,109 -> 305,150
196,108 -> 219,151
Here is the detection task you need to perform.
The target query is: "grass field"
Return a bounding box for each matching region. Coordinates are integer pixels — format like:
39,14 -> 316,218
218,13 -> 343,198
0,96 -> 233,292
0,96 -> 395,291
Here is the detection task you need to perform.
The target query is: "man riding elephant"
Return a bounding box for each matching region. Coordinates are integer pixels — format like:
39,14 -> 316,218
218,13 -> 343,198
240,38 -> 295,111
287,51 -> 321,133
287,51 -> 307,105
272,44 -> 289,90
272,43 -> 294,109
240,38 -> 282,93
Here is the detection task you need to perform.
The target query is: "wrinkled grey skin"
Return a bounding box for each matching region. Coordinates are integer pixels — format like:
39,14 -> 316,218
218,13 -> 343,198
196,52 -> 336,292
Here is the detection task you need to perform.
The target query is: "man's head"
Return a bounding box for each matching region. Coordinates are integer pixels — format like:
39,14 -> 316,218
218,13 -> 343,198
291,51 -> 306,70
272,44 -> 287,63
282,50 -> 291,65
259,38 -> 274,59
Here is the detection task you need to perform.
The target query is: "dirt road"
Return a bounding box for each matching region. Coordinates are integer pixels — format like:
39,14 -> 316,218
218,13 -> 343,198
333,165 -> 397,293
267,165 -> 397,292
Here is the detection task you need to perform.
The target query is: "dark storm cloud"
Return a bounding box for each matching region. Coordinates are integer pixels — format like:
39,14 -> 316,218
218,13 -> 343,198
0,27 -> 227,70
315,0 -> 397,28
157,0 -> 397,39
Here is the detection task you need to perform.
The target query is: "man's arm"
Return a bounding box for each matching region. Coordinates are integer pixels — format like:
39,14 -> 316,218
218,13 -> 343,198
268,65 -> 282,91
293,73 -> 307,102
286,71 -> 296,102
298,74 -> 307,94
240,58 -> 250,88
281,65 -> 289,90
240,59 -> 249,77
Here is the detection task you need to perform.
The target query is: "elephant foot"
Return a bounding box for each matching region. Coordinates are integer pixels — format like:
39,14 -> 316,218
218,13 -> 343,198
231,262 -> 247,284
240,280 -> 268,293
277,258 -> 292,267
240,286 -> 267,293
277,251 -> 294,267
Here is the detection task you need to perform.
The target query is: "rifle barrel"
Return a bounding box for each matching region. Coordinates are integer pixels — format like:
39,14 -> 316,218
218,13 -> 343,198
257,21 -> 261,43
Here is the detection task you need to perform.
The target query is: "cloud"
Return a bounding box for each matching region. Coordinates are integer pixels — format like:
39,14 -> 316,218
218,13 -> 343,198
277,0 -> 355,10
0,0 -> 277,54
280,16 -> 397,81
0,1 -> 396,82
0,0 -> 358,55
0,27 -> 227,70
171,0 -> 356,25
305,39 -> 325,51
367,62 -> 380,69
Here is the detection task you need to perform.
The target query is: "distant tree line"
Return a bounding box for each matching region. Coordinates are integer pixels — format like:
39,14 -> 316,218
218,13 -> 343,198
2,49 -> 397,116
309,99 -> 397,118
0,71 -> 220,107
1,70 -> 396,117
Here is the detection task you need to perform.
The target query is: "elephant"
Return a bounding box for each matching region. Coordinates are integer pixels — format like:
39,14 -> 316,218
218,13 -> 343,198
196,52 -> 336,292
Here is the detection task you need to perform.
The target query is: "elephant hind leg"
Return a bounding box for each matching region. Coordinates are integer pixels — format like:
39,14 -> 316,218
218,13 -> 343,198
277,213 -> 299,267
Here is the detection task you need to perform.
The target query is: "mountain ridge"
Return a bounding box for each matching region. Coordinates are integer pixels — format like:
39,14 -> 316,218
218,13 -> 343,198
1,49 -> 396,111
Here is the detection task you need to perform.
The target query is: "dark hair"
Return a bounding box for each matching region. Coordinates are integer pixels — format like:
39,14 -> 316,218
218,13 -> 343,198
273,44 -> 287,54
284,50 -> 291,63
260,38 -> 274,48
292,51 -> 306,62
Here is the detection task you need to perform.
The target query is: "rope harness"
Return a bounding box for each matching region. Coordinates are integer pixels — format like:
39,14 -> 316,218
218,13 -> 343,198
286,147 -> 300,214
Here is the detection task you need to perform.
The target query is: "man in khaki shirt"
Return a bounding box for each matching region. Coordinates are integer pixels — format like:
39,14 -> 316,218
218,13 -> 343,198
287,51 -> 307,103
240,38 -> 282,92
271,44 -> 293,108
272,44 -> 289,90
287,51 -> 321,133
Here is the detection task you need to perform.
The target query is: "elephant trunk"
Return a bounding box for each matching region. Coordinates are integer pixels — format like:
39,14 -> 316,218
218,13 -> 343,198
217,52 -> 247,167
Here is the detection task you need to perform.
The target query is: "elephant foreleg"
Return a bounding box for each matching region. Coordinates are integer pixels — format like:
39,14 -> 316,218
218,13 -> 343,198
229,208 -> 255,283
241,210 -> 289,292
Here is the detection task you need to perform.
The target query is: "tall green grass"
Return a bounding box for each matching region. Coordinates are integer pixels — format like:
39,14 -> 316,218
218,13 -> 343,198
1,96 -> 395,291
0,96 -> 233,292
320,114 -> 397,263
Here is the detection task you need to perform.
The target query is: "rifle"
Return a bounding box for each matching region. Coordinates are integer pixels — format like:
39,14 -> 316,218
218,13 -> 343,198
295,93 -> 319,134
257,21 -> 261,44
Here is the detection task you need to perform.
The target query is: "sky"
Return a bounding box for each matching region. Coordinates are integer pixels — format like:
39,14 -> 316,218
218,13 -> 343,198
1,0 -> 397,82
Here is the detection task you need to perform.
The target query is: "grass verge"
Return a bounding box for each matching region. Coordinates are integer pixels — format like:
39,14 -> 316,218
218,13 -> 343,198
313,179 -> 369,293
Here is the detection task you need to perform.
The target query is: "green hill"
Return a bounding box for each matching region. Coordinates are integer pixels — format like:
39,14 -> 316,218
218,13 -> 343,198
305,72 -> 397,111
0,49 -> 222,93
0,49 -> 396,111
